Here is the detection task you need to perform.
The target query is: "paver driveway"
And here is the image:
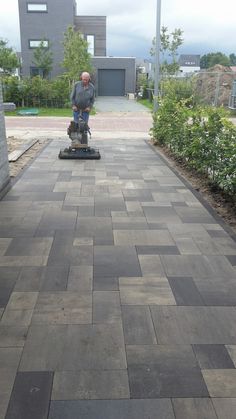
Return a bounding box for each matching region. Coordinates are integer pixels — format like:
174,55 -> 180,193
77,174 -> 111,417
1,102 -> 236,418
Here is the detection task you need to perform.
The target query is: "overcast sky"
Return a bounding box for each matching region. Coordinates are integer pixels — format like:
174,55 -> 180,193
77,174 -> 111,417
1,0 -> 235,58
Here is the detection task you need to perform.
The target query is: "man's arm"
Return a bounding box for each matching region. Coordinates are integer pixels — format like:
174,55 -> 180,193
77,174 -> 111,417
70,82 -> 78,106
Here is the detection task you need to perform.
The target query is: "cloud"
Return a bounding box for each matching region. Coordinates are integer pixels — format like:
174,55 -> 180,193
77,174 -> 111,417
0,0 -> 235,57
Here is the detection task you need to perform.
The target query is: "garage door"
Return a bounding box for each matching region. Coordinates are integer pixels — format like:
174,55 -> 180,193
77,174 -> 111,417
98,69 -> 125,96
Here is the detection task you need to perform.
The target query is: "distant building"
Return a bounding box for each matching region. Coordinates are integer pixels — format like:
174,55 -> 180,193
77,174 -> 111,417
178,54 -> 200,75
17,0 -> 136,95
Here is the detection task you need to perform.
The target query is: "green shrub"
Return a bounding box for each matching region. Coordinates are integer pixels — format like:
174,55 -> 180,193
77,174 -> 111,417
2,74 -> 71,108
151,97 -> 236,196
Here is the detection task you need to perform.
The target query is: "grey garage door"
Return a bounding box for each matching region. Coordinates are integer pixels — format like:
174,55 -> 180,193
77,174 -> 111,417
98,69 -> 125,96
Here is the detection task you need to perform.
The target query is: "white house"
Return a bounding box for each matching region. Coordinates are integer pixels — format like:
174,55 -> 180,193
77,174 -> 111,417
178,54 -> 200,75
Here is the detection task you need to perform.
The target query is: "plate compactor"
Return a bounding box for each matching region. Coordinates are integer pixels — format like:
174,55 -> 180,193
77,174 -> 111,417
58,115 -> 101,159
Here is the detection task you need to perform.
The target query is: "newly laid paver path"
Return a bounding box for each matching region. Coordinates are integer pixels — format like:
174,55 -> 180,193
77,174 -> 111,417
1,101 -> 236,418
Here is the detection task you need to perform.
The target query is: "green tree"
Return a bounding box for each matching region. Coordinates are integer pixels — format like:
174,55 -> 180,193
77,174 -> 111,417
150,27 -> 184,75
0,38 -> 20,75
200,52 -> 230,69
229,53 -> 236,65
32,39 -> 53,78
62,25 -> 93,83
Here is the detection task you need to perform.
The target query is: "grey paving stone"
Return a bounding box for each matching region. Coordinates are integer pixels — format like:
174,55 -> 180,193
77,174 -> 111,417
192,237 -> 221,255
32,291 -> 92,325
0,326 -> 28,348
122,306 -> 157,345
160,255 -> 216,278
202,369 -> 236,397
93,273 -> 119,290
152,191 -> 187,203
173,237 -> 202,255
226,345 -> 236,367
8,192 -> 66,202
94,197 -> 126,215
136,245 -> 180,255
47,234 -> 93,266
122,189 -> 154,201
5,237 -> 53,257
113,221 -> 149,230
114,229 -> 174,246
194,276 -> 236,306
76,217 -> 113,245
138,255 -> 166,276
167,276 -> 204,306
143,206 -> 182,223
0,309 -> 33,326
193,344 -> 235,369
0,267 -> 19,308
127,345 -> 208,398
0,370 -> 16,419
151,306 -> 236,344
6,292 -> 38,310
212,398 -> 236,419
0,238 -> 11,256
57,171 -> 72,181
93,291 -> 121,323
5,371 -> 53,419
172,398 -> 217,419
67,265 -> 93,291
167,223 -> 211,239
226,255 -> 236,266
175,206 -> 216,224
14,267 -> 44,291
40,266 -> 69,291
38,209 -> 77,231
12,183 -> 55,193
53,181 -> 82,192
214,237 -> 236,255
49,399 -> 175,419
0,348 -> 22,370
206,229 -> 229,238
119,276 -> 176,305
19,325 -> 67,371
61,323 -> 126,370
0,254 -> 48,268
94,245 -> 141,277
156,177 -> 184,187
206,255 -> 236,278
52,370 -> 129,400
78,206 -> 95,216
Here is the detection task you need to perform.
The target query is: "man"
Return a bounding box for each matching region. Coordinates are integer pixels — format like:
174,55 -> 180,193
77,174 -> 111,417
70,71 -> 95,123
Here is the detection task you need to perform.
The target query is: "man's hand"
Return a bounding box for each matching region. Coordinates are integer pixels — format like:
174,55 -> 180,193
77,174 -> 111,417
84,107 -> 90,112
72,105 -> 78,111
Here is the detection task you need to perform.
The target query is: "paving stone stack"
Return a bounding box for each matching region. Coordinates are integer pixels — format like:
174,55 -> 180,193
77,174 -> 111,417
0,82 -> 10,194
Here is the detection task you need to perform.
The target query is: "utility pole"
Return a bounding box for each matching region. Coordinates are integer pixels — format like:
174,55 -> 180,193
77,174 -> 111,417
154,0 -> 162,112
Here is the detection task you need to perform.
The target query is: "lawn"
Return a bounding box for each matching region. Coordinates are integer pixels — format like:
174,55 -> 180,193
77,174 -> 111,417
138,99 -> 153,110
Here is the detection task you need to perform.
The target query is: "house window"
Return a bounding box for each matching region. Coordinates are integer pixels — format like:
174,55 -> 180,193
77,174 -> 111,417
29,40 -> 49,48
30,67 -> 47,77
27,3 -> 47,12
87,35 -> 94,56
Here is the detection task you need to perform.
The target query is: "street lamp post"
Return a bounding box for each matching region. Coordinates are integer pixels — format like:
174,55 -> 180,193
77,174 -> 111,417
154,0 -> 162,112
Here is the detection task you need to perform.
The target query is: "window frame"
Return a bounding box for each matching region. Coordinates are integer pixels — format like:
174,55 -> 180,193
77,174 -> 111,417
86,35 -> 95,56
27,3 -> 48,13
28,39 -> 49,49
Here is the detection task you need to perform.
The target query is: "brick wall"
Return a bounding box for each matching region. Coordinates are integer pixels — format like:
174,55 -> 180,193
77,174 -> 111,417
0,83 -> 10,194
